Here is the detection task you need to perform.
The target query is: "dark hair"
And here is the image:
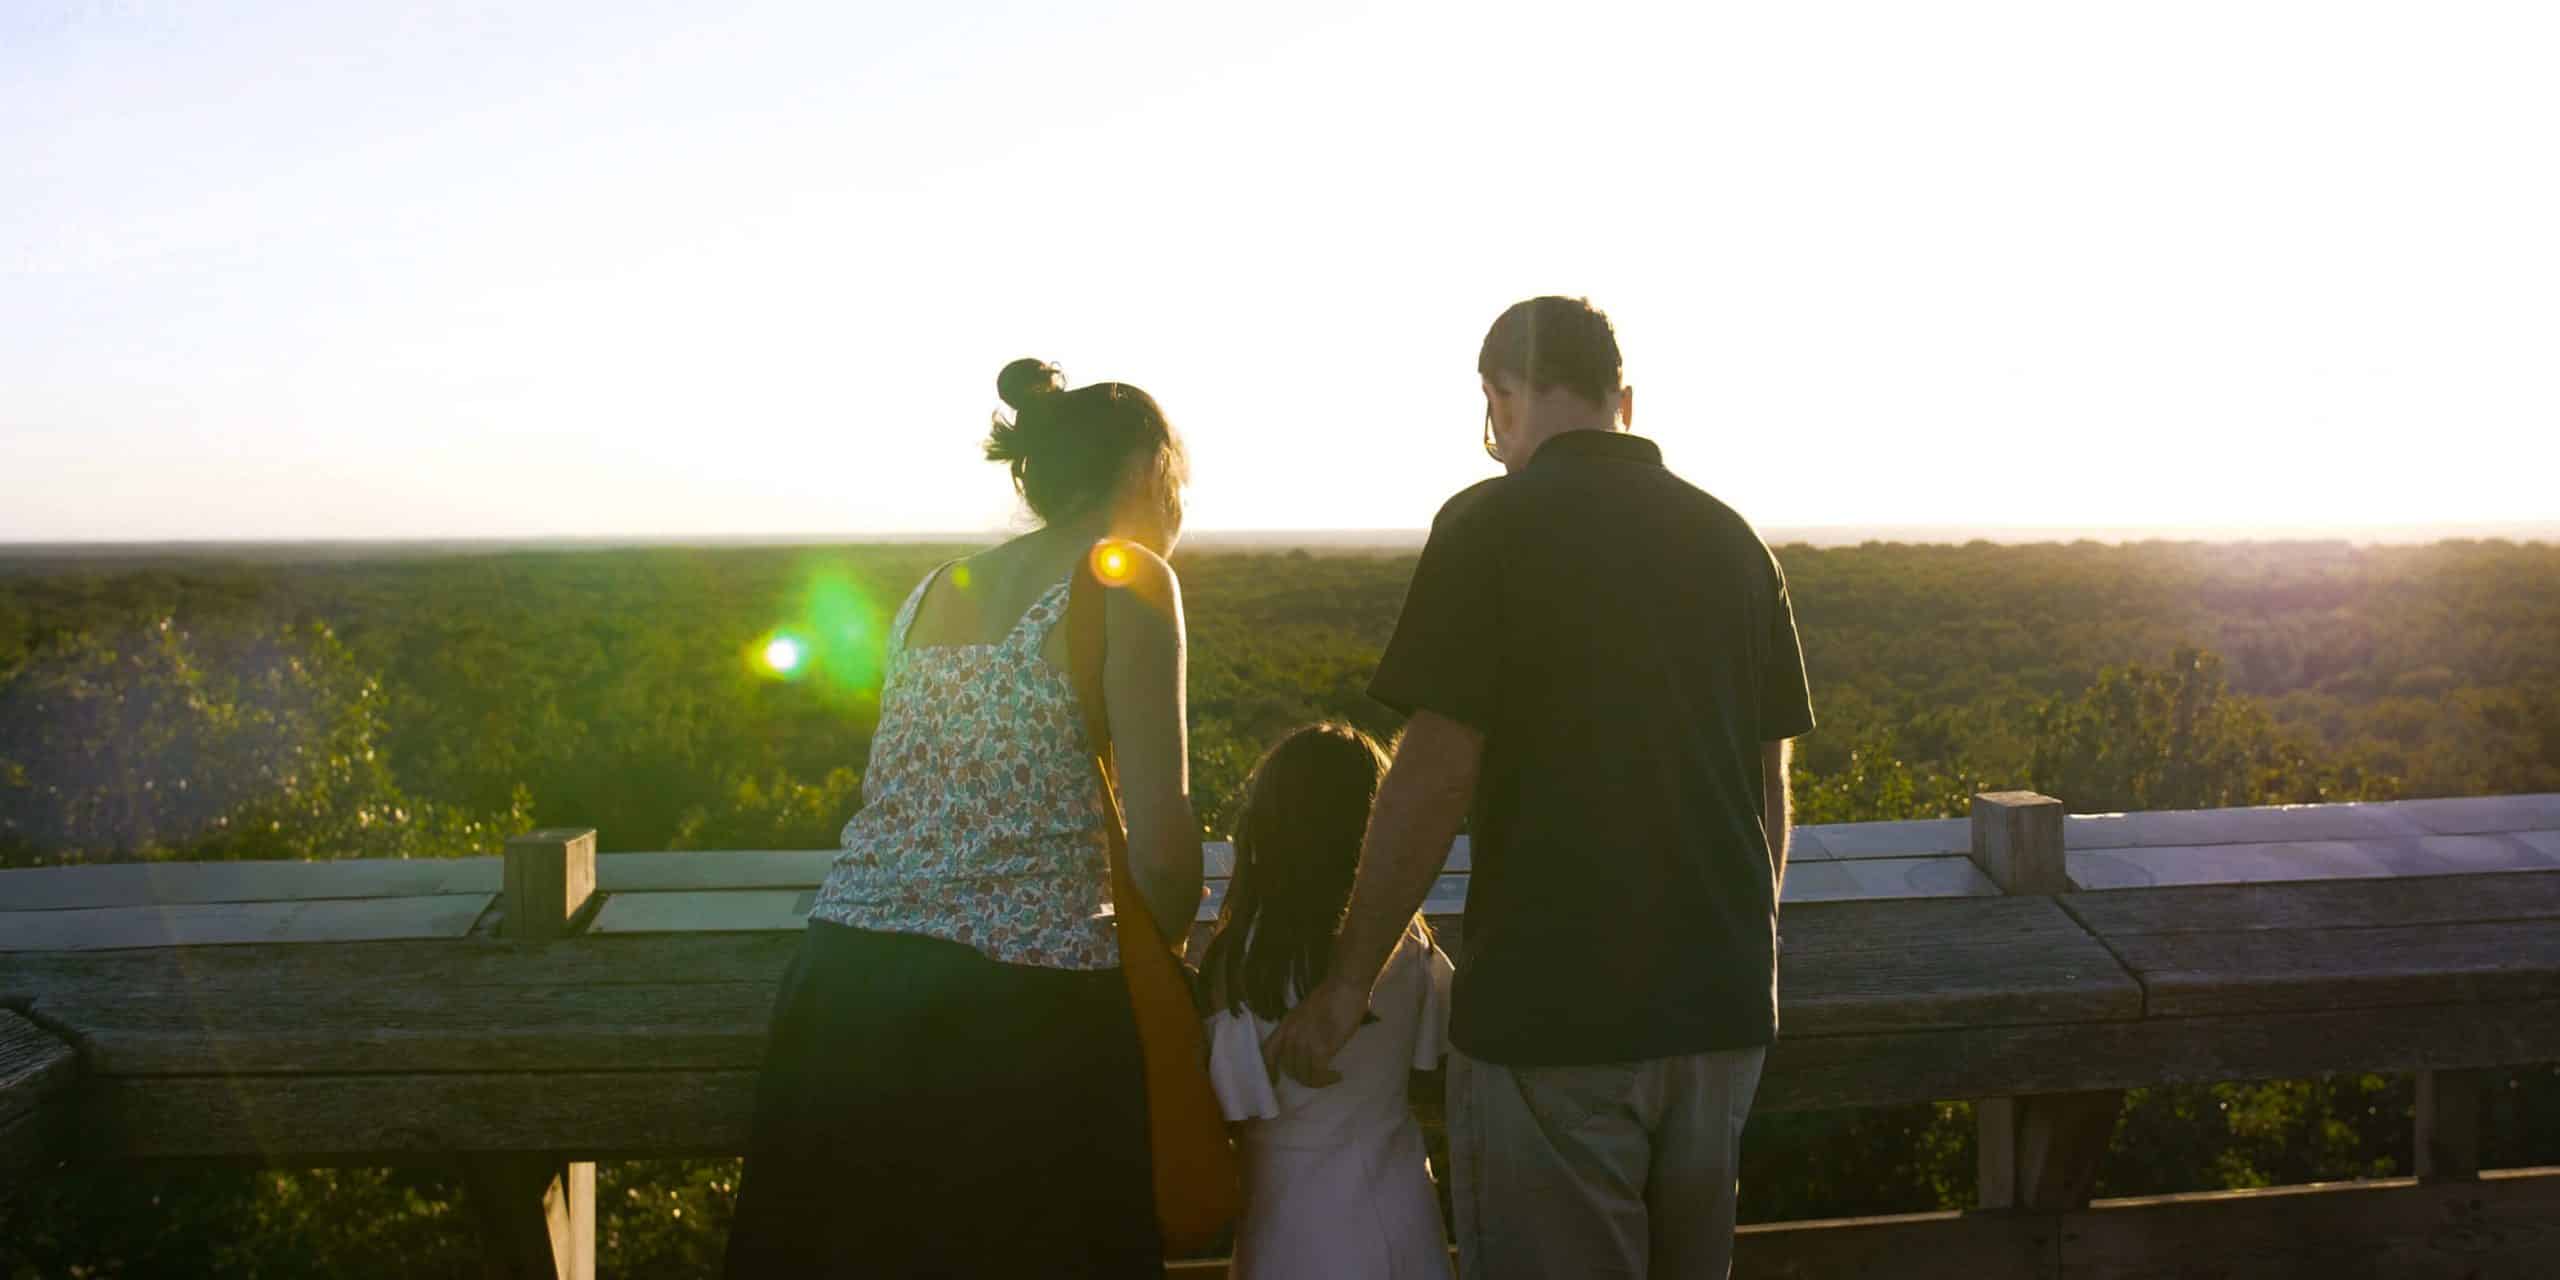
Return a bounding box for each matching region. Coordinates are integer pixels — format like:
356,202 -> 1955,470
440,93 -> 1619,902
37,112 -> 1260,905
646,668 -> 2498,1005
984,357 -> 1186,526
1477,295 -> 1624,407
1202,723 -> 1427,1022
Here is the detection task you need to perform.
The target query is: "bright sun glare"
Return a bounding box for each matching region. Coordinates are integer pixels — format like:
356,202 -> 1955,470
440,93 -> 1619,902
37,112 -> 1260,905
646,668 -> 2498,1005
762,635 -> 804,674
1092,541 -> 1134,586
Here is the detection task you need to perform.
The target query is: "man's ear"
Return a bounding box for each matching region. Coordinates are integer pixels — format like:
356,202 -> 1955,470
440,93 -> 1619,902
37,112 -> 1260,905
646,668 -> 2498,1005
1618,384 -> 1636,429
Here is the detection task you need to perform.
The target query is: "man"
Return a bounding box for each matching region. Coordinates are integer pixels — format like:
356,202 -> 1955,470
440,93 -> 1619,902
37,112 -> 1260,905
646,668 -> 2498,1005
1266,296 -> 1814,1278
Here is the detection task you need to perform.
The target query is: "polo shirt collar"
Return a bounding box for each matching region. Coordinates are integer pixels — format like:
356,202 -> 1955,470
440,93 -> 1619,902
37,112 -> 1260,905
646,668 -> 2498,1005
1529,429 -> 1663,468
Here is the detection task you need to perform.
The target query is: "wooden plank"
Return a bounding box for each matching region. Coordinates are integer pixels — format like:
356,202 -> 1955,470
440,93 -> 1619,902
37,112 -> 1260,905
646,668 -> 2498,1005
52,983 -> 778,1075
1737,1210 -> 2055,1280
1193,1171 -> 2560,1279
72,1068 -> 766,1161
2106,919 -> 2560,1017
2389,792 -> 2560,836
1760,996 -> 2560,1113
2058,1168 -> 2560,1279
1781,896 -> 2099,957
0,857 -> 499,911
1794,818 -> 1971,859
2068,802 -> 2431,850
1972,792 -> 2068,895
592,850 -> 837,891
0,932 -> 802,998
585,879 -> 1460,933
1780,856 -> 2002,903
2062,870 -> 2560,936
2068,835 -> 2558,889
49,1000 -> 2560,1161
1782,940 -> 2140,1037
0,894 -> 494,952
588,890 -> 813,934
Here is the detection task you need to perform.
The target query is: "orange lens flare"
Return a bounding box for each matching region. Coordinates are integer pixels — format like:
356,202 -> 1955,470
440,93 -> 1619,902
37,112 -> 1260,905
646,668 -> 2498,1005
1090,540 -> 1136,586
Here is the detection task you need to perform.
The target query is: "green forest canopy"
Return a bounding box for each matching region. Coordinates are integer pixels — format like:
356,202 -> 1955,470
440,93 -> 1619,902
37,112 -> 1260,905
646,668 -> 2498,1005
3,537 -> 2556,1274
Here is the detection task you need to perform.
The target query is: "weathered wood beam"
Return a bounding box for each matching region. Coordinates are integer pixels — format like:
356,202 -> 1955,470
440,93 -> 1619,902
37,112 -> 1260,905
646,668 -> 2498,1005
2100,919 -> 2560,1017
49,994 -> 2560,1163
1171,1169 -> 2560,1278
1762,995 -> 2560,1113
2055,1168 -> 2560,1278
2062,868 -> 2560,936
74,1068 -> 762,1161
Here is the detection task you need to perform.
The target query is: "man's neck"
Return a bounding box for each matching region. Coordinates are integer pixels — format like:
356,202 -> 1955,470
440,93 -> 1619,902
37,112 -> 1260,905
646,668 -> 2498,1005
1511,421 -> 1627,470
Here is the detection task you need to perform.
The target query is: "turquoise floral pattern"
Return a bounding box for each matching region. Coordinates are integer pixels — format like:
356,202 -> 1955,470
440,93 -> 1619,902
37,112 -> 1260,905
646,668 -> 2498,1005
809,568 -> 1117,969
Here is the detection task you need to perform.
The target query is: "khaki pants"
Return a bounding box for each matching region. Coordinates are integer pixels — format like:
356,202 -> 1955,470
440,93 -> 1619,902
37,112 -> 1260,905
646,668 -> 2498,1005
1450,1046 -> 1767,1279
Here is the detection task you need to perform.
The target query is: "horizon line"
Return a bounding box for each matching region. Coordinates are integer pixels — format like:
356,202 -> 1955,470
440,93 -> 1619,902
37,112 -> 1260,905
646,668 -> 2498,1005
3,518 -> 2555,557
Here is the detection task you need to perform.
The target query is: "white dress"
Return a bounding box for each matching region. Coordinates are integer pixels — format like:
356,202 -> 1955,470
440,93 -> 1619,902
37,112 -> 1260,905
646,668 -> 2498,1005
1206,920 -> 1456,1279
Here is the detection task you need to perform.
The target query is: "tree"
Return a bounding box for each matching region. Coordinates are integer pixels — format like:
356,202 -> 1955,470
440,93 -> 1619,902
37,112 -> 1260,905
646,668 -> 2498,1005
0,617 -> 526,867
2026,646 -> 2333,812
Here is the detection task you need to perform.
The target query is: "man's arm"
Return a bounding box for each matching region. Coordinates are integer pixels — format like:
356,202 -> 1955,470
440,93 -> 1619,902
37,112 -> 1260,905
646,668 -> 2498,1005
1763,737 -> 1793,891
1265,710 -> 1483,1087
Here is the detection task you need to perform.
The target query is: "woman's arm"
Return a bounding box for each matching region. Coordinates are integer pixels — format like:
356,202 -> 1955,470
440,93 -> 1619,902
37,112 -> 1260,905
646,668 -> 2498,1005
1103,545 -> 1203,951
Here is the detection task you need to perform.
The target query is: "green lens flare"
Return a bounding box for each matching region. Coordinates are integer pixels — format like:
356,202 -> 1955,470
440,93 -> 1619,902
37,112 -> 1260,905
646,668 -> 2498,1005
751,562 -> 889,702
801,570 -> 882,697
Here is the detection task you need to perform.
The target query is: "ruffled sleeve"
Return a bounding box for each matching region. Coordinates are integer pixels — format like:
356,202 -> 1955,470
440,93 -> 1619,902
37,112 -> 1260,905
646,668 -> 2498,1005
1413,925 -> 1455,1071
1206,1007 -> 1281,1122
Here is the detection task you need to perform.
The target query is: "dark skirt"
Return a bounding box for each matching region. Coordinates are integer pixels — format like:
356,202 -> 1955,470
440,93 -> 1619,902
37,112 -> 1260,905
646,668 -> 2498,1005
725,920 -> 1161,1277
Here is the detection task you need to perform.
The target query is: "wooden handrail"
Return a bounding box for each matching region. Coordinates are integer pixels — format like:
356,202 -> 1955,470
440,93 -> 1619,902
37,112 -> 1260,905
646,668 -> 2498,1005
4,792 -> 2558,1276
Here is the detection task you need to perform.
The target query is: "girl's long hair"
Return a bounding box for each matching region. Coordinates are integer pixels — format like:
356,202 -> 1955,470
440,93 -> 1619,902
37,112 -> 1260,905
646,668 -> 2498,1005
1201,722 -> 1426,1022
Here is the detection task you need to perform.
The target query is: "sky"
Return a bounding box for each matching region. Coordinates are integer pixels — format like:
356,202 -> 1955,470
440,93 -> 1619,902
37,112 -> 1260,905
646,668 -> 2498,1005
6,0 -> 2556,542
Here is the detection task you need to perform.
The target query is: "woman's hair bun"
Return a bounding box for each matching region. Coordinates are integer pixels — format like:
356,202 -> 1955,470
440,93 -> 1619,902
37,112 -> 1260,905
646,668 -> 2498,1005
983,355 -> 1182,527
996,358 -> 1065,413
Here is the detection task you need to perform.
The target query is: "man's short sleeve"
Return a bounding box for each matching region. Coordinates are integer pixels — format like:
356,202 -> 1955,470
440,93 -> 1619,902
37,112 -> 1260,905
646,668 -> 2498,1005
1369,495 -> 1500,730
1760,559 -> 1816,741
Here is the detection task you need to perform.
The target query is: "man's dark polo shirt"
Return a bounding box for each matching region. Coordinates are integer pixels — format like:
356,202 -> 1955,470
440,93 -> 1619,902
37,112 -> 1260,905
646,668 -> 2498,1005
1369,430 -> 1815,1066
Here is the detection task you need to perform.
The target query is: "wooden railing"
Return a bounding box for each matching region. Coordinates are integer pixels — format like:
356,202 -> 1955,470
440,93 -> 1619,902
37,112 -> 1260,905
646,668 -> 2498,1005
5,791 -> 2559,1277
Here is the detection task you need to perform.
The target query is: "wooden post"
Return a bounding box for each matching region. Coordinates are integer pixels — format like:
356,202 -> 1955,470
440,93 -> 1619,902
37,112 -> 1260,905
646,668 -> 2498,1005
466,1159 -> 594,1280
1977,1093 -> 2122,1212
1970,791 -> 2070,895
502,828 -> 597,941
2415,1069 -> 2484,1182
465,828 -> 598,1279
1972,791 -> 2120,1215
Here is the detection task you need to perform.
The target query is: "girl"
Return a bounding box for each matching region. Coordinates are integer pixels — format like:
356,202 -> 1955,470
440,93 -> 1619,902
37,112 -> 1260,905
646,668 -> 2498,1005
1201,723 -> 1455,1278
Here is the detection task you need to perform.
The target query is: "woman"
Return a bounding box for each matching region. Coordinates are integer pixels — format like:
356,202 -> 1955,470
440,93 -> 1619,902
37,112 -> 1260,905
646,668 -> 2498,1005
725,358 -> 1201,1276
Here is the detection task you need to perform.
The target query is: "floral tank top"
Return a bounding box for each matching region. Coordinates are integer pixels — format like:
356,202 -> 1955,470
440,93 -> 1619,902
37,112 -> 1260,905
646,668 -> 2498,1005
808,564 -> 1118,969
